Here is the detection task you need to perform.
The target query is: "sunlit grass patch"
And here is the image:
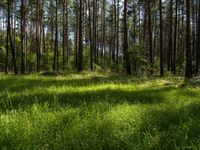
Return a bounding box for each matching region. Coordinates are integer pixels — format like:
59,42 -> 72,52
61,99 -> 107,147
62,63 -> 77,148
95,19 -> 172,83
0,73 -> 200,149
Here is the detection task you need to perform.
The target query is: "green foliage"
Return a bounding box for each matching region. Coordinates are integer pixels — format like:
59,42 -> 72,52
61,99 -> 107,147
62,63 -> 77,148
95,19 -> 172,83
128,44 -> 148,74
83,46 -> 91,69
0,73 -> 200,149
0,46 -> 5,70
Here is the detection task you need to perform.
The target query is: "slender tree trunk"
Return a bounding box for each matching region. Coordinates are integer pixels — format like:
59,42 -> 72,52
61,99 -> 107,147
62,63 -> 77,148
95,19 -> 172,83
93,0 -> 97,65
7,0 -> 17,74
192,0 -> 196,74
123,0 -> 131,75
138,1 -> 141,43
143,2 -> 147,45
42,24 -> 46,70
96,0 -> 99,64
159,0 -> 164,76
36,0 -> 40,72
63,0 -> 68,70
74,1 -> 79,69
5,16 -> 9,74
103,0 -> 106,67
116,0 -> 119,70
21,0 -> 26,74
78,0 -> 83,72
133,10 -> 136,43
168,0 -> 173,71
112,0 -> 117,63
196,0 -> 200,74
29,8 -> 33,72
88,0 -> 93,70
185,0 -> 193,80
50,2 -> 54,70
39,0 -> 44,69
147,0 -> 153,75
172,0 -> 178,74
53,0 -> 58,71
13,1 -> 17,63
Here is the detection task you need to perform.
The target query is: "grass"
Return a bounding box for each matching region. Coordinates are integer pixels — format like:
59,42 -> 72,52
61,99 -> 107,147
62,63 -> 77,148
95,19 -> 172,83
0,72 -> 200,149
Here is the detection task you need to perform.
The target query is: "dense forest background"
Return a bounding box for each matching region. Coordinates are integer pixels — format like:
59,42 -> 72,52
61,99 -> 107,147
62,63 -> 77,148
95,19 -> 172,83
0,0 -> 198,79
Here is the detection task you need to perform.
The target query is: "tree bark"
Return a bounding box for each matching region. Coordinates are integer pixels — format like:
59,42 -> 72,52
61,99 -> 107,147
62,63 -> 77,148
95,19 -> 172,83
159,0 -> 164,76
196,0 -> 200,74
7,0 -> 17,74
21,0 -> 26,74
185,0 -> 193,80
78,0 -> 83,72
147,0 -> 153,75
123,0 -> 131,75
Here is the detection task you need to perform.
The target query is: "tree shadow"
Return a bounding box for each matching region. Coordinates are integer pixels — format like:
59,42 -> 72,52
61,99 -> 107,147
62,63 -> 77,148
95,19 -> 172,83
137,101 -> 200,149
0,85 -> 175,112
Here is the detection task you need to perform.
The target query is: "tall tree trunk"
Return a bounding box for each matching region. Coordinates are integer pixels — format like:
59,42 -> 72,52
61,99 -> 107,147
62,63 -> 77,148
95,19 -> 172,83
78,0 -> 83,72
93,0 -> 97,65
5,15 -> 9,74
42,24 -> 46,70
74,1 -> 78,69
21,0 -> 26,74
192,0 -> 196,74
39,0 -> 44,69
116,0 -> 119,70
63,0 -> 68,70
53,0 -> 58,71
172,0 -> 178,74
123,0 -> 131,75
196,0 -> 200,74
88,0 -> 93,70
168,0 -> 173,71
185,0 -> 193,80
36,0 -> 40,72
147,0 -> 153,75
102,0 -> 106,67
112,0 -> 117,63
133,8 -> 136,44
7,0 -> 17,74
159,0 -> 164,76
96,0 -> 99,64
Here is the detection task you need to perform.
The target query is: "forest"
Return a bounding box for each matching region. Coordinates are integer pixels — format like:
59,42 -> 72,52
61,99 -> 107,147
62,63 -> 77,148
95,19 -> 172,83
0,0 -> 200,149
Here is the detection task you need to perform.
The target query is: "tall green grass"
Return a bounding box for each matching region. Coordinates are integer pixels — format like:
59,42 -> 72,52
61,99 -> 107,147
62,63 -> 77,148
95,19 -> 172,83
0,73 -> 200,149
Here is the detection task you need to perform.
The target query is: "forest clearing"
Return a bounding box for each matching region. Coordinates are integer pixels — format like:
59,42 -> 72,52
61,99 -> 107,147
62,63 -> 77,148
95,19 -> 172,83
1,0 -> 200,149
0,73 -> 200,149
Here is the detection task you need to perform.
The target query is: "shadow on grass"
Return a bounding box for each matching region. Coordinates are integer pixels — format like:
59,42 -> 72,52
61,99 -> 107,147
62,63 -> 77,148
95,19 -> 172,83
1,94 -> 200,150
2,92 -> 197,150
0,74 -> 177,111
141,101 -> 200,149
0,86 -> 175,112
0,76 -> 200,149
1,75 -> 200,149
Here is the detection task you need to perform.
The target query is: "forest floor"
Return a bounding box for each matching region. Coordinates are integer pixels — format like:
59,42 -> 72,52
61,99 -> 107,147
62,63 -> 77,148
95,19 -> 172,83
0,72 -> 200,149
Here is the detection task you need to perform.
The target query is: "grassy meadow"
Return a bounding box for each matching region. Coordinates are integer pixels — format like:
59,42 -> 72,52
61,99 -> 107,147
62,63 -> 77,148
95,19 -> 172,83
0,72 -> 200,149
